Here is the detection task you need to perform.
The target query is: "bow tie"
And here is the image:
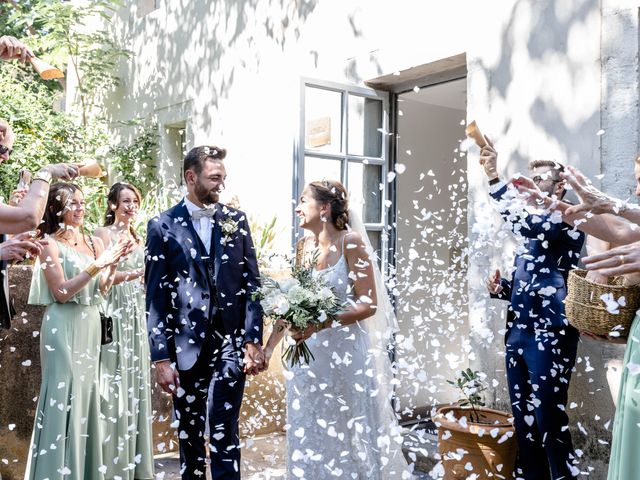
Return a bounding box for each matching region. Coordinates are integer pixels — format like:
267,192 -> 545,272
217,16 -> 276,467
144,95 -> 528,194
191,207 -> 216,220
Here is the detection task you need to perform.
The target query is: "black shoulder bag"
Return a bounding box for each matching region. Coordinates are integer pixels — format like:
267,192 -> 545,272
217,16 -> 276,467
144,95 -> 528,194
87,235 -> 113,345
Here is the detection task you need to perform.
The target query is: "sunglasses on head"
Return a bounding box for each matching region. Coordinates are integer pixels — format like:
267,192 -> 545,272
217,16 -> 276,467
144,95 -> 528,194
0,145 -> 12,156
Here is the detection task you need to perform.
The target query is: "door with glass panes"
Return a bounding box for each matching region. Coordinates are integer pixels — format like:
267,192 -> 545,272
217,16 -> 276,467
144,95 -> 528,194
295,79 -> 389,264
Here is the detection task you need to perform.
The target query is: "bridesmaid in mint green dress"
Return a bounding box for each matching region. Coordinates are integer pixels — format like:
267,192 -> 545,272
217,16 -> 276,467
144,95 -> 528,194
94,182 -> 153,480
606,312 -> 640,480
25,183 -> 129,480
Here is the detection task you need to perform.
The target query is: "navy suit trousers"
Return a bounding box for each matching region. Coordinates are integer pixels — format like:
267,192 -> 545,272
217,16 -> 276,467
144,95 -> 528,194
173,322 -> 246,480
505,326 -> 579,480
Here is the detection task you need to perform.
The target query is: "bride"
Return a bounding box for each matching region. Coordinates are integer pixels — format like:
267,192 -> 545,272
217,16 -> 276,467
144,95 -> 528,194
264,180 -> 412,479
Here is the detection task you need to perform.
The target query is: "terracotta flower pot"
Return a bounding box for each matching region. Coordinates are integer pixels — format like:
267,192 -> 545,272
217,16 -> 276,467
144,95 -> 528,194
434,405 -> 517,480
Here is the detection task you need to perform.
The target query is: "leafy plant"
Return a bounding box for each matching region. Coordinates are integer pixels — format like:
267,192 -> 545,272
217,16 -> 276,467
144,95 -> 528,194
109,121 -> 159,197
447,368 -> 488,423
250,215 -> 279,269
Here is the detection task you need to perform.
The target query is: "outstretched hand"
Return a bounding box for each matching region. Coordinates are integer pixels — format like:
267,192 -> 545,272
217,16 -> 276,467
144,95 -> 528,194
561,165 -> 617,216
0,232 -> 42,261
583,240 -> 640,277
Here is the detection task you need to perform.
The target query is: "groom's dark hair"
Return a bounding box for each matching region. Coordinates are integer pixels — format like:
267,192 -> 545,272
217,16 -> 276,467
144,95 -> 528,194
183,145 -> 227,179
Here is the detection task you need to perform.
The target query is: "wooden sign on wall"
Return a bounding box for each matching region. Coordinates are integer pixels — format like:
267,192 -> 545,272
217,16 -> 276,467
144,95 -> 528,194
306,116 -> 331,148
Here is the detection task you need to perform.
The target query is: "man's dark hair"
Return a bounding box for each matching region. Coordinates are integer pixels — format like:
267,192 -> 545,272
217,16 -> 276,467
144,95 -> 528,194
183,145 -> 227,179
529,159 -> 567,199
528,159 -> 565,181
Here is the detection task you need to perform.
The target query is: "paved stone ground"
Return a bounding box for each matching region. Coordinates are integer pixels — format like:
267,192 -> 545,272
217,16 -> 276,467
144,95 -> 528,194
153,432 -> 434,479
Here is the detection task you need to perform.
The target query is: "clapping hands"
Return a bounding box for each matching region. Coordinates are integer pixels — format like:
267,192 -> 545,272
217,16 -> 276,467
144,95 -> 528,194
96,236 -> 132,268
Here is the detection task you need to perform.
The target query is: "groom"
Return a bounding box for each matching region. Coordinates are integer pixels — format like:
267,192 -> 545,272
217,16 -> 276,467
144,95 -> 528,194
145,145 -> 265,479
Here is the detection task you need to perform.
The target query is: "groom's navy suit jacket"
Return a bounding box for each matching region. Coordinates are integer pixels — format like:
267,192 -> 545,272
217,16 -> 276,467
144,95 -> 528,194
490,184 -> 584,330
145,200 -> 263,371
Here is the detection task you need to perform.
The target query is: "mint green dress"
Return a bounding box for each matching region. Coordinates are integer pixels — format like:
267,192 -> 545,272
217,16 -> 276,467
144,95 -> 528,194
608,312 -> 640,479
99,244 -> 154,480
25,241 -> 105,480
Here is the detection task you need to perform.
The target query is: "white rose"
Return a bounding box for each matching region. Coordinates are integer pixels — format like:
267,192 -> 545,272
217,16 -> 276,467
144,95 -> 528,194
274,295 -> 290,315
261,293 -> 279,314
319,287 -> 334,300
278,277 -> 300,293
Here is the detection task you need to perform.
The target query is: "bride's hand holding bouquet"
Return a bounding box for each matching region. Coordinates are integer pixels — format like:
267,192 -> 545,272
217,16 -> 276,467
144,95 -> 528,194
254,252 -> 343,367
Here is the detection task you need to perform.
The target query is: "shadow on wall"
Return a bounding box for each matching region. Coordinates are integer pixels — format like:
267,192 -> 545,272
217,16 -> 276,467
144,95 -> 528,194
473,0 -> 602,173
103,0 -> 319,137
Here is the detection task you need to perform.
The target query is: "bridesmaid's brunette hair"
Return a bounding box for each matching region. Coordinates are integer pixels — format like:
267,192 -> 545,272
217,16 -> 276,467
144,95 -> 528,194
39,182 -> 83,237
308,180 -> 349,230
104,182 -> 142,243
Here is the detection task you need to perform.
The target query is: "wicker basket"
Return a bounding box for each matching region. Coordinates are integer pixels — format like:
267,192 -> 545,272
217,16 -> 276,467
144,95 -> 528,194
565,269 -> 640,337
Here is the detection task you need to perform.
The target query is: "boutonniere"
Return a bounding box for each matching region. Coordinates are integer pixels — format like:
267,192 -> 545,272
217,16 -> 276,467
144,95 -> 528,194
219,217 -> 239,246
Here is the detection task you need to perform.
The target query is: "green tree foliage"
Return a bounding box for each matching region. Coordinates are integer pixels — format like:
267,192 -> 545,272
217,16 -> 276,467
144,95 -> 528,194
0,0 -> 159,227
0,63 -> 87,199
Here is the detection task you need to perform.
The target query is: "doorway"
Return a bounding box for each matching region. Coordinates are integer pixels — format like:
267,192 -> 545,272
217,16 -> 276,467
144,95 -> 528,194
392,77 -> 469,412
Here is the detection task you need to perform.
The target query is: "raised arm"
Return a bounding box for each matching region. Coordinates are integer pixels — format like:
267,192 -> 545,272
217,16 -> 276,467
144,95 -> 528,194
515,171 -> 640,246
0,164 -> 79,233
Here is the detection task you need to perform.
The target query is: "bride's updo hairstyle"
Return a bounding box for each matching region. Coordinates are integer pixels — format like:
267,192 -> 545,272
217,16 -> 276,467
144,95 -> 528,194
308,180 -> 349,230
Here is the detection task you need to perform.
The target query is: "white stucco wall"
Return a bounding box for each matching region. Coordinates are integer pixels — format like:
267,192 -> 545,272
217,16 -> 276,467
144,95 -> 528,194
102,0 -> 471,251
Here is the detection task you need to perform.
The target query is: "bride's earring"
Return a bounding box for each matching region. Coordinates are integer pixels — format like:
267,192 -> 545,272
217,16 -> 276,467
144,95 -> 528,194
320,213 -> 327,223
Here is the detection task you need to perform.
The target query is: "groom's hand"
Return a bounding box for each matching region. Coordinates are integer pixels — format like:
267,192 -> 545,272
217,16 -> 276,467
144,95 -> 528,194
155,360 -> 180,394
243,342 -> 265,376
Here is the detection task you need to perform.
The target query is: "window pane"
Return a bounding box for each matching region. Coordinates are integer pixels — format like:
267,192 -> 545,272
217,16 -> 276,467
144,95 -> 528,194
305,87 -> 342,154
304,157 -> 342,187
348,95 -> 383,157
347,162 -> 382,224
366,230 -> 382,267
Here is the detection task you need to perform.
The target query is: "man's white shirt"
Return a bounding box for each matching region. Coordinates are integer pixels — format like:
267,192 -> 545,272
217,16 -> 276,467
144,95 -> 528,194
184,197 -> 213,254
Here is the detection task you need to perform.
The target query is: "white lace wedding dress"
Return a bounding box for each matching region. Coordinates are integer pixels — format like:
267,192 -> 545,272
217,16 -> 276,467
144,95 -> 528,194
285,235 -> 412,479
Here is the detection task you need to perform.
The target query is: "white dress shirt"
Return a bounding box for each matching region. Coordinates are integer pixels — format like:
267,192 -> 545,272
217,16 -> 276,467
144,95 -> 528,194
184,197 -> 214,254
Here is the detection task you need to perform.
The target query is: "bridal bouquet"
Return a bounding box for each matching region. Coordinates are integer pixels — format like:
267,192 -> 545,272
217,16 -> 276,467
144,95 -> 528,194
254,256 -> 342,367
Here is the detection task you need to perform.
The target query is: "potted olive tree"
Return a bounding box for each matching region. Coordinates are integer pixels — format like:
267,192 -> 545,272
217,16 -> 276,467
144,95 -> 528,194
434,369 -> 517,480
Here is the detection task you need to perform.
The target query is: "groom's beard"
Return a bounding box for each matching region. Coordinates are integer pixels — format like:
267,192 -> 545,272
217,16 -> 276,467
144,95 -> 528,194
194,180 -> 220,205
